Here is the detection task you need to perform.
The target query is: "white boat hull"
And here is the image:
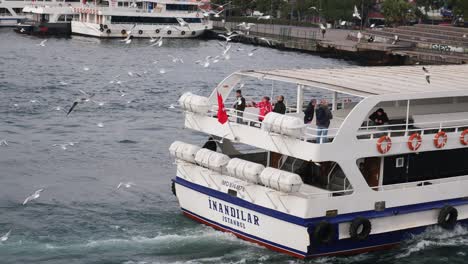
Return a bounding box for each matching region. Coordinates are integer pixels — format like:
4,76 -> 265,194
71,21 -> 211,38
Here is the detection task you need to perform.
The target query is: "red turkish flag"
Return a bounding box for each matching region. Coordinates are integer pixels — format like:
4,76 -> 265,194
217,92 -> 228,124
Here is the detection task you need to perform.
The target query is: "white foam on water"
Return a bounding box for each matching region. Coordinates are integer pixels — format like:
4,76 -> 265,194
396,225 -> 468,258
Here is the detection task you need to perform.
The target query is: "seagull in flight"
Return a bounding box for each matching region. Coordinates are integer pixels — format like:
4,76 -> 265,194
176,18 -> 190,29
66,89 -> 95,116
117,182 -> 134,189
422,67 -> 430,84
149,36 -> 163,47
0,229 -> 11,242
247,48 -> 258,57
38,39 -> 47,47
19,28 -> 25,33
257,15 -> 271,20
353,5 -> 361,20
0,139 -> 8,146
218,33 -> 238,42
168,55 -> 184,64
120,34 -> 133,44
23,189 -> 44,205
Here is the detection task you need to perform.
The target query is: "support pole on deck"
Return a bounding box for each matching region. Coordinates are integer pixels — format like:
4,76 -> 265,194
332,91 -> 338,111
296,84 -> 304,113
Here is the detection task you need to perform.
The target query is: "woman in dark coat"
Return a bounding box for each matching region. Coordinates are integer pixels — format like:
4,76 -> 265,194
303,99 -> 316,124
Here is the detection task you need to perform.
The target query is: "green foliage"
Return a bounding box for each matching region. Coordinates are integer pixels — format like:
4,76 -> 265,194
382,0 -> 416,26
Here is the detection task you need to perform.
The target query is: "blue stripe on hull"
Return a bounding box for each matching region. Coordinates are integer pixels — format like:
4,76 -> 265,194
174,177 -> 468,257
174,177 -> 468,226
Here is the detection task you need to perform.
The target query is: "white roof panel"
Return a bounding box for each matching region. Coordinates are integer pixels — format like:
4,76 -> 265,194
238,65 -> 468,97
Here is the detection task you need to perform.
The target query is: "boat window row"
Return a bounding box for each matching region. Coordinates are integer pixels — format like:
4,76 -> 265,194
166,4 -> 197,12
0,8 -> 12,16
58,14 -> 78,22
358,147 -> 468,189
110,16 -> 201,24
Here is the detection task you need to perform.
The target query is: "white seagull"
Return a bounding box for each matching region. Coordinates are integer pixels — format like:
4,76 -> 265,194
257,15 -> 271,20
218,33 -> 238,42
149,36 -> 163,47
38,39 -> 47,47
247,48 -> 258,57
0,139 -> 8,146
0,229 -> 11,242
176,17 -> 190,29
23,189 -> 44,205
353,5 -> 362,20
117,182 -> 134,189
422,67 -> 431,84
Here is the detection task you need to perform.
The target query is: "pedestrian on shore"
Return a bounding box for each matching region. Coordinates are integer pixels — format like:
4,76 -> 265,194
304,99 -> 316,124
315,99 -> 333,144
233,89 -> 246,124
273,95 -> 286,114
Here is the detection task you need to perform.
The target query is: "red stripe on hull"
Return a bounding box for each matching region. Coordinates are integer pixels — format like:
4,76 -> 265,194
182,210 -> 400,259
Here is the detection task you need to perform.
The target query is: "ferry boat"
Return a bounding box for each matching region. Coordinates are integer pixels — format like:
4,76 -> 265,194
15,1 -> 80,36
169,65 -> 468,258
0,0 -> 31,26
71,0 -> 212,38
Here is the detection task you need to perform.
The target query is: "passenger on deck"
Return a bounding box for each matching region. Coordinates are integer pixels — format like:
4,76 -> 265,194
202,137 -> 217,152
304,99 -> 316,124
250,96 -> 272,122
315,99 -> 333,144
233,89 -> 246,124
369,108 -> 389,126
273,95 -> 286,114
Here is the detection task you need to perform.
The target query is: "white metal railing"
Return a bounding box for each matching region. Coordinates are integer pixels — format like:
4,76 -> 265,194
371,174 -> 468,192
357,118 -> 468,139
208,106 -> 340,143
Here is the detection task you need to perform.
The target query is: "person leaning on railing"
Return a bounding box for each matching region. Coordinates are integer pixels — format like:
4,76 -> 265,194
249,96 -> 272,122
233,89 -> 246,124
315,99 -> 333,144
369,108 -> 389,126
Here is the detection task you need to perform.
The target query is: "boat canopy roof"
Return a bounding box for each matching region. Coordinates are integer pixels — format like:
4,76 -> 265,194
236,65 -> 468,98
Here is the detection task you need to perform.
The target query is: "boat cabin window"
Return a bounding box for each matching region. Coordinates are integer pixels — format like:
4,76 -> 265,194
111,16 -> 181,24
58,15 -> 66,22
166,4 -> 197,12
357,96 -> 468,140
358,148 -> 468,190
12,8 -> 24,15
0,8 -> 12,16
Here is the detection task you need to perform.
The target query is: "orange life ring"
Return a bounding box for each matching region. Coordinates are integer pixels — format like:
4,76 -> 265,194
460,129 -> 468,146
377,135 -> 392,154
407,133 -> 422,151
434,131 -> 448,148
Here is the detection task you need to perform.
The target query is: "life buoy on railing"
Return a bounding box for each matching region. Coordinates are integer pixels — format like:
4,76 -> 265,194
167,30 -> 172,35
191,31 -> 196,36
121,29 -> 126,35
376,135 -> 392,154
106,29 -> 111,34
103,24 -> 108,29
349,217 -> 372,241
407,133 -> 422,151
155,29 -> 160,34
99,27 -> 104,32
181,31 -> 186,35
438,205 -> 458,230
434,131 -> 448,148
138,29 -> 143,35
460,129 -> 468,146
313,221 -> 335,245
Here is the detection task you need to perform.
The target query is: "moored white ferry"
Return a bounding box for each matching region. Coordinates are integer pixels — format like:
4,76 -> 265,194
16,1 -> 80,35
170,65 -> 468,258
71,0 -> 212,38
0,0 -> 31,26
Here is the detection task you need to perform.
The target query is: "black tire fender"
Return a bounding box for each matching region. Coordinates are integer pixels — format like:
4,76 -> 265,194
313,221 -> 335,245
438,205 -> 458,230
349,217 -> 372,241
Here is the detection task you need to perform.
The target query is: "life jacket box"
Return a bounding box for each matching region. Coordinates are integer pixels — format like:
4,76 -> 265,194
169,141 -> 201,164
262,112 -> 305,138
226,158 -> 265,184
195,148 -> 230,173
178,92 -> 210,114
259,167 -> 303,193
